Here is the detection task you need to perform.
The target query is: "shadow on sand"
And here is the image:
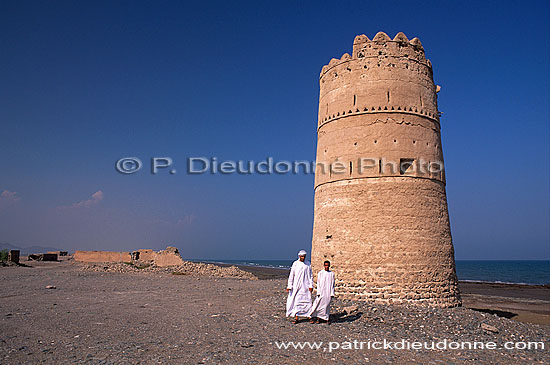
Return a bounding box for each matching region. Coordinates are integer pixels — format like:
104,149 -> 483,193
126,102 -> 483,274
330,311 -> 363,323
292,311 -> 362,325
470,307 -> 518,319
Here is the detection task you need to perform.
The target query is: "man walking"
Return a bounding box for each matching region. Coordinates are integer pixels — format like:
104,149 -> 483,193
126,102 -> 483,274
308,260 -> 335,324
286,250 -> 313,324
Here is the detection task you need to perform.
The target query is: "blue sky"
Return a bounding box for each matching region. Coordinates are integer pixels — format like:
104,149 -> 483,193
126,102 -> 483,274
1,0 -> 548,260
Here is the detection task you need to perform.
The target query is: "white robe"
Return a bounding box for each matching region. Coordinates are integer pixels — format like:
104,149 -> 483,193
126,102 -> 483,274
286,260 -> 313,317
308,269 -> 335,321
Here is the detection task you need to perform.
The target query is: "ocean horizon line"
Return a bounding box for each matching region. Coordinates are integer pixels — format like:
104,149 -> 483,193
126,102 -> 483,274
188,259 -> 550,286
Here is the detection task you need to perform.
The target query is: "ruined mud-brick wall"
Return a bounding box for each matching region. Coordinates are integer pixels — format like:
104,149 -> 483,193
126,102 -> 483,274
310,32 -> 461,308
151,247 -> 185,267
74,250 -> 132,263
74,247 -> 184,267
136,249 -> 155,261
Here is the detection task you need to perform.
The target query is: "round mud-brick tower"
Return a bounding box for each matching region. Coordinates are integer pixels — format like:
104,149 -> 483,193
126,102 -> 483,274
310,32 -> 461,308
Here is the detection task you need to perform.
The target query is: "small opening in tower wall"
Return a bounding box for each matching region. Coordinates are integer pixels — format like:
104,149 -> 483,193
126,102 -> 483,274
353,95 -> 356,106
387,91 -> 390,103
349,161 -> 352,175
400,158 -> 415,175
429,162 -> 442,177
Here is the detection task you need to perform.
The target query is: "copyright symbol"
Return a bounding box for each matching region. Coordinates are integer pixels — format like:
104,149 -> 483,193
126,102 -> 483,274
115,157 -> 142,174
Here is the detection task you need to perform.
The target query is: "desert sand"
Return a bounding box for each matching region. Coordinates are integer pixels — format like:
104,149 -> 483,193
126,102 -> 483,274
1,260 -> 548,364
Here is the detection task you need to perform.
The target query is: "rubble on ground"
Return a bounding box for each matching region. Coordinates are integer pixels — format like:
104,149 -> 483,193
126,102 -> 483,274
80,260 -> 257,280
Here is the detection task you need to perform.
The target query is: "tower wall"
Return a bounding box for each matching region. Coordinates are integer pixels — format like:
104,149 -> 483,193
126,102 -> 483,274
311,32 -> 461,308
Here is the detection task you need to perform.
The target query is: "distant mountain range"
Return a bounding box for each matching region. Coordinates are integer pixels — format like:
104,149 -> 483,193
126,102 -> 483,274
0,242 -> 63,255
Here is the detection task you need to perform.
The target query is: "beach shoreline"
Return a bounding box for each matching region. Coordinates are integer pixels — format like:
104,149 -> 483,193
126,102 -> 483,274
208,261 -> 549,293
205,261 -> 550,326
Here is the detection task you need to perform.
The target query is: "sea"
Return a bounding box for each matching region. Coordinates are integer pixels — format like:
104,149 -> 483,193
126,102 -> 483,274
194,259 -> 550,285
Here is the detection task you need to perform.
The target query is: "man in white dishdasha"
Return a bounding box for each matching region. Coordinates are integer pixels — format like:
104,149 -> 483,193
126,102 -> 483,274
308,260 -> 335,324
286,250 -> 313,324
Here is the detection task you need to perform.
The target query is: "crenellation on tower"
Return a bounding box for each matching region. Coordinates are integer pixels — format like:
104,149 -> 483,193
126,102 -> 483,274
318,32 -> 438,136
311,32 -> 461,308
323,31 -> 429,78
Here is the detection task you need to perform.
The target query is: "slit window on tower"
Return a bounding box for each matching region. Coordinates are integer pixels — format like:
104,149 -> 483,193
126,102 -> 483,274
353,95 -> 356,106
387,91 -> 390,103
430,162 -> 442,178
349,161 -> 352,175
400,158 -> 415,175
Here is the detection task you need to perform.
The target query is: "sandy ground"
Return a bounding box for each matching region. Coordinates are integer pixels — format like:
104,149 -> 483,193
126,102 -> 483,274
228,264 -> 550,326
1,260 -> 548,364
458,282 -> 550,326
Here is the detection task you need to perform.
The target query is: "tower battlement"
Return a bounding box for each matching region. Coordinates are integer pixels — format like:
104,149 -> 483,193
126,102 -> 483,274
317,32 -> 439,134
321,32 -> 430,77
